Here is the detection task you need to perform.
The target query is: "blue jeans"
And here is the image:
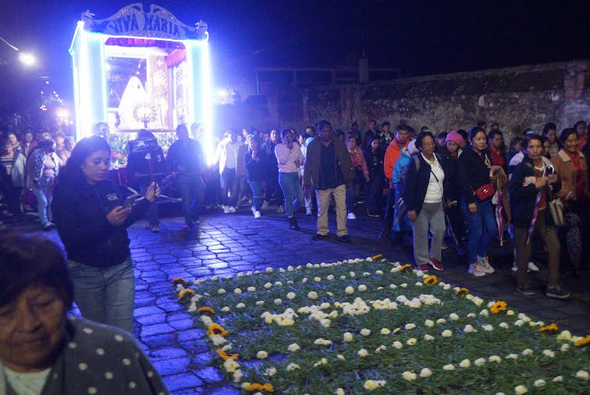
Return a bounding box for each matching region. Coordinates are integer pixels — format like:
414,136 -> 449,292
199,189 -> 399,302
278,172 -> 304,218
461,199 -> 498,265
67,257 -> 135,333
176,173 -> 205,224
220,168 -> 238,207
32,176 -> 54,226
248,180 -> 264,212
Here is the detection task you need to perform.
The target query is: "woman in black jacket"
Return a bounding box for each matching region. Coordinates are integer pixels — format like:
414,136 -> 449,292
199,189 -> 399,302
244,135 -> 267,218
404,132 -> 446,271
509,134 -> 569,299
52,136 -> 159,332
363,136 -> 385,217
457,127 -> 499,277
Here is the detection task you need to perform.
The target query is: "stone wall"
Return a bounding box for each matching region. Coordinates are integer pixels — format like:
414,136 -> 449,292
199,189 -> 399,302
274,60 -> 590,138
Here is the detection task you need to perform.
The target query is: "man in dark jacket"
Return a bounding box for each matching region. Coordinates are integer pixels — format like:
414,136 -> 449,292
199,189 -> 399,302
166,124 -> 206,228
304,120 -> 354,243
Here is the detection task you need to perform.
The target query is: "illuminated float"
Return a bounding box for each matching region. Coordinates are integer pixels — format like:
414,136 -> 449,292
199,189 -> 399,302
69,3 -> 214,166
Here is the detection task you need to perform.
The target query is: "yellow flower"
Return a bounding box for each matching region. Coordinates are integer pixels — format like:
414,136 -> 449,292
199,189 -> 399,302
172,277 -> 188,286
208,323 -> 229,337
538,323 -> 559,333
400,264 -> 412,271
372,254 -> 383,261
455,287 -> 469,296
198,306 -> 216,315
177,288 -> 195,301
574,335 -> 590,347
423,275 -> 438,285
217,348 -> 239,360
245,383 -> 274,392
490,301 -> 507,314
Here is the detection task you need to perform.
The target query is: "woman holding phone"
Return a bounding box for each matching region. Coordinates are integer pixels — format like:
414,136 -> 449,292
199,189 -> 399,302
52,136 -> 160,332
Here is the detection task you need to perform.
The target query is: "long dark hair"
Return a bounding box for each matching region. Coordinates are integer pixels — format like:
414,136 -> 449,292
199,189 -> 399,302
59,135 -> 111,185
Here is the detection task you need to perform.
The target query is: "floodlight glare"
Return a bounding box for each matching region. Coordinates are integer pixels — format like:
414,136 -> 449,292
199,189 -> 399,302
18,52 -> 36,66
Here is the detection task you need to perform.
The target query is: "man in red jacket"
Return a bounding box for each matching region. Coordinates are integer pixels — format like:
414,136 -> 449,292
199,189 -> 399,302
380,124 -> 410,240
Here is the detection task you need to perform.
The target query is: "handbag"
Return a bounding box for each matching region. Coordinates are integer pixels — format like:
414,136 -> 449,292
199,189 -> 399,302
474,183 -> 495,201
548,198 -> 565,227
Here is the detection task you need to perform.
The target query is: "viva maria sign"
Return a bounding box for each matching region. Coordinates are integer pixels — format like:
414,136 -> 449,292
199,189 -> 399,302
82,3 -> 208,40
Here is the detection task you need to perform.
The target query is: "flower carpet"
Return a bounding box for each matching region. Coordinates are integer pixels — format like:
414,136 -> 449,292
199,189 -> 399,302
174,257 -> 590,394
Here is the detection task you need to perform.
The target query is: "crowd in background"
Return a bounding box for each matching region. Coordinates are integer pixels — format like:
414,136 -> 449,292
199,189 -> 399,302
1,118 -> 590,300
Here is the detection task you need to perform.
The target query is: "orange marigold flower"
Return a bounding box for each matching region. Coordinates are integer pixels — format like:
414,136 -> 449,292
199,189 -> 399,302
246,383 -> 274,392
208,323 -> 229,337
423,275 -> 438,285
217,348 -> 239,360
539,323 -> 559,333
575,335 -> 590,347
198,306 -> 216,315
490,301 -> 507,314
372,254 -> 383,261
177,288 -> 195,301
455,288 -> 469,295
400,264 -> 412,271
172,277 -> 188,286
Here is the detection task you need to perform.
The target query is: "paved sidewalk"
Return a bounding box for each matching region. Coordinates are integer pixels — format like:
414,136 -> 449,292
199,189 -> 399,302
6,208 -> 590,394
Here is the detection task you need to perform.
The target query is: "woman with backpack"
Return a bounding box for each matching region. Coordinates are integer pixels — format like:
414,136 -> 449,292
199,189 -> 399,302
403,131 -> 446,271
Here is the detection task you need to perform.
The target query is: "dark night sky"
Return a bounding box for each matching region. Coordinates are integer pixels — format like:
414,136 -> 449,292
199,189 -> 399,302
1,0 -> 590,101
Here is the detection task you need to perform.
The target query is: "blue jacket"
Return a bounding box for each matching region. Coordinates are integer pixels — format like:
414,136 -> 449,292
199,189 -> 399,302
392,148 -> 412,191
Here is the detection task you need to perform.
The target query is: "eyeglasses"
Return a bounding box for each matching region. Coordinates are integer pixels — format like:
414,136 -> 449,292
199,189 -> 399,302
422,142 -> 435,147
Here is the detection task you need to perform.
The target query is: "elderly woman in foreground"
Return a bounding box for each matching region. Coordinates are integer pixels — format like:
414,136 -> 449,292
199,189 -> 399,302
0,232 -> 169,395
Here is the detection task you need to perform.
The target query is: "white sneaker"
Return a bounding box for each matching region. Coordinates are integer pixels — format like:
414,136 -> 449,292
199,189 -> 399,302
477,256 -> 495,274
306,208 -> 312,216
223,206 -> 231,214
229,206 -> 236,213
251,206 -> 256,214
468,262 -> 486,277
347,212 -> 356,220
254,211 -> 261,219
527,261 -> 540,272
261,201 -> 270,210
277,205 -> 285,213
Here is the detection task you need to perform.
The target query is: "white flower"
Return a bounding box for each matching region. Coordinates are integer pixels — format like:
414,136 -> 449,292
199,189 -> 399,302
327,274 -> 335,280
274,281 -> 283,287
424,334 -> 435,341
425,319 -> 435,327
302,278 -> 308,284
561,344 -> 570,352
443,284 -> 451,290
522,349 -> 533,356
265,367 -> 277,377
256,301 -> 265,306
480,309 -> 489,317
361,328 -> 371,337
264,282 -> 272,289
358,284 -> 367,292
287,265 -> 294,272
406,338 -> 417,346
401,283 -> 408,288
340,276 -> 347,280
542,350 -> 555,358
320,319 -> 331,328
287,343 -> 301,352
221,306 -> 230,312
420,368 -> 432,378
343,332 -> 354,342
474,358 -> 486,367
364,380 -> 386,390
464,325 -> 477,333
507,309 -> 515,316
442,330 -> 453,337
533,379 -> 545,388
405,323 -> 416,330
349,271 -> 356,277
381,328 -> 391,335
415,282 -> 423,287
514,320 -> 524,327
467,313 -> 476,318
345,286 -> 355,295
211,276 -> 219,281
247,286 -> 256,292
436,318 -> 447,325
392,341 -> 403,349
482,324 -> 494,332
218,288 -> 226,294
266,267 -> 274,273
552,376 -> 563,382
274,298 -> 282,305
449,313 -> 459,321
236,303 -> 246,309
375,270 -> 384,275
442,364 -> 455,371
314,338 -> 333,346
488,356 -> 501,363
358,349 -> 369,357
287,292 -> 296,300
256,351 -> 268,359
234,288 -> 242,294
211,335 -> 227,346
308,291 -> 318,300
576,370 -> 590,380
506,354 -> 518,360
375,345 -> 387,353
286,363 -> 300,371
557,330 -> 572,341
335,389 -> 345,395
499,322 -> 509,329
402,371 -> 417,381
514,385 -> 527,394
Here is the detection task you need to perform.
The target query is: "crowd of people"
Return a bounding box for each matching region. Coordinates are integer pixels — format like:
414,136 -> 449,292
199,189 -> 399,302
2,118 -> 590,301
